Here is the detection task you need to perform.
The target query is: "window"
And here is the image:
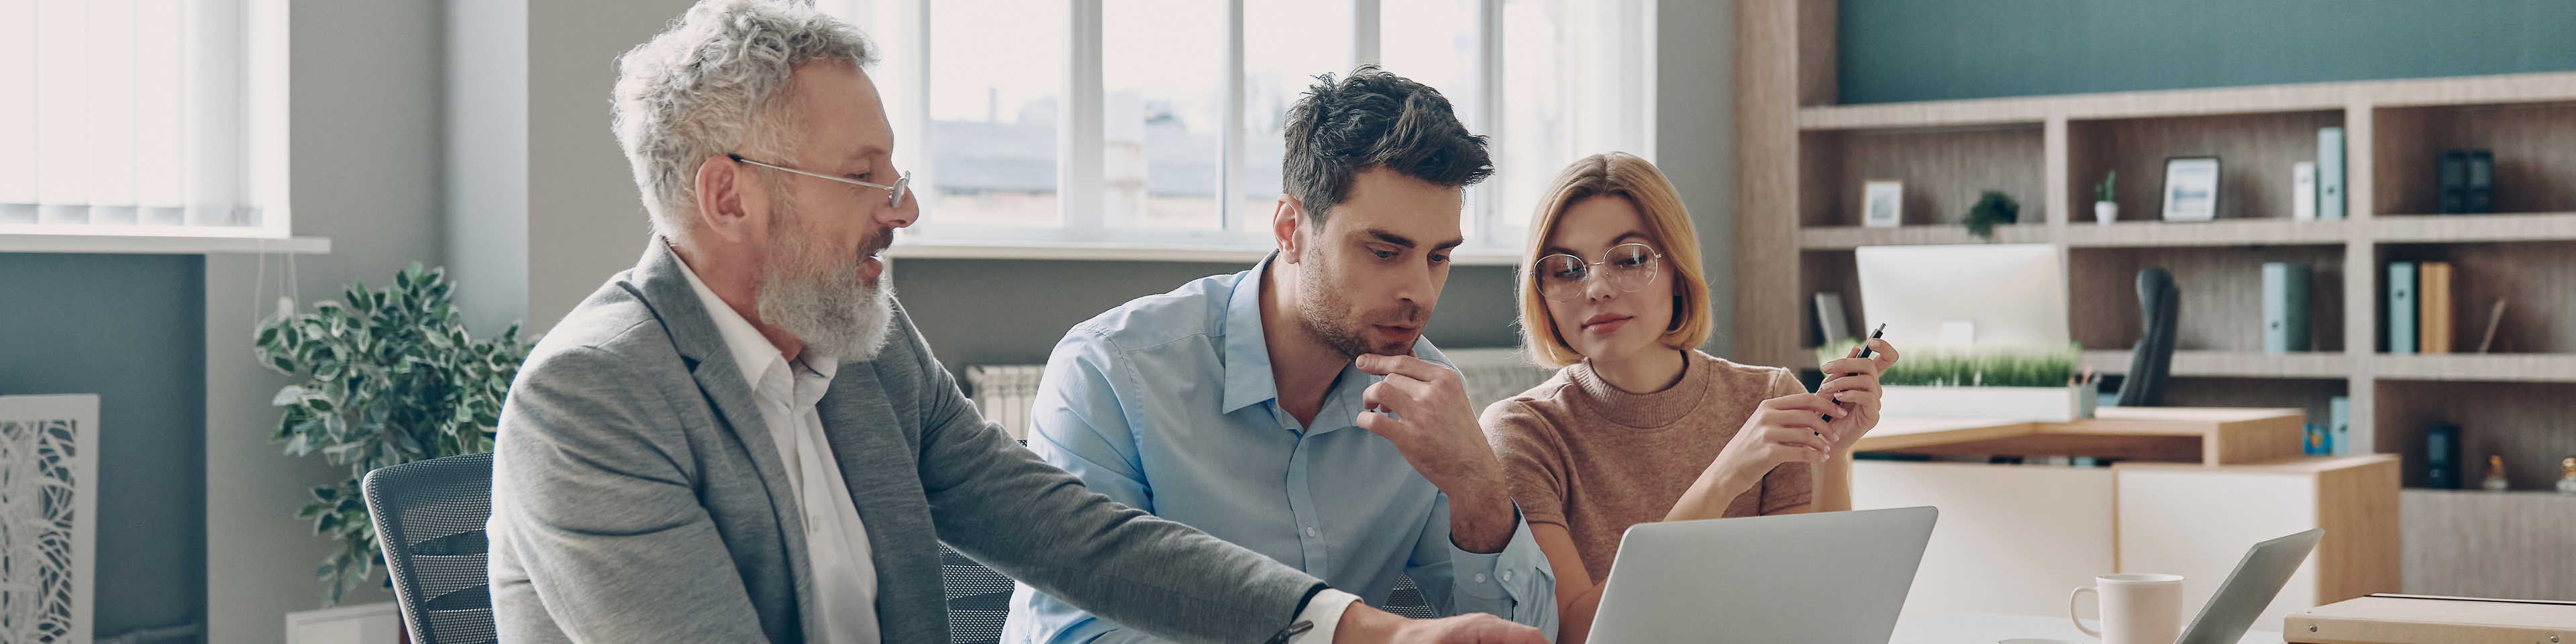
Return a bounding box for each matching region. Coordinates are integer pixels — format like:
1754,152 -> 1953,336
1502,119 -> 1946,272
835,0 -> 1653,260
0,0 -> 293,240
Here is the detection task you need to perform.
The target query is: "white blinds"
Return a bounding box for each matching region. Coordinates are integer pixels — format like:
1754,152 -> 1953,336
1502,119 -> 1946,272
1,0 -> 278,235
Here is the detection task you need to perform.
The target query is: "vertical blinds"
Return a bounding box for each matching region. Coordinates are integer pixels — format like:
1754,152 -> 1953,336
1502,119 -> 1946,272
1,0 -> 267,232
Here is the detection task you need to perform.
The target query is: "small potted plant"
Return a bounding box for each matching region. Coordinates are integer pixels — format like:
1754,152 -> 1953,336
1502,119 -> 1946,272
256,263 -> 533,604
2094,169 -> 2118,225
1963,191 -> 2019,239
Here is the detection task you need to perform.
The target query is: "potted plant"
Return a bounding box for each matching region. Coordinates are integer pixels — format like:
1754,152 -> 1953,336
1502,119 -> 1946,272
256,263 -> 533,604
1822,341 -> 2088,421
1963,191 -> 2019,239
2094,169 -> 2118,225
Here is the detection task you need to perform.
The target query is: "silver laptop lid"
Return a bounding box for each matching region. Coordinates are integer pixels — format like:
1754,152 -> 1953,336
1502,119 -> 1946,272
2175,528 -> 2324,644
1586,506 -> 1938,644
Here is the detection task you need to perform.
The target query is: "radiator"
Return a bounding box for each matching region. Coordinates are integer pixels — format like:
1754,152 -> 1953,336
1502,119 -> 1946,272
965,347 -> 1560,440
964,364 -> 1047,440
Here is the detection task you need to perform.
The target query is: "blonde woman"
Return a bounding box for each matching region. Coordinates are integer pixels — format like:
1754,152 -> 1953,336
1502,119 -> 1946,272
1478,152 -> 1898,641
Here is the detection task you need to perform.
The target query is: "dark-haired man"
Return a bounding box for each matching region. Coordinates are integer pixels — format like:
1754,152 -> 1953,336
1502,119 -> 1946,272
488,0 -> 1544,641
1004,67 -> 1556,644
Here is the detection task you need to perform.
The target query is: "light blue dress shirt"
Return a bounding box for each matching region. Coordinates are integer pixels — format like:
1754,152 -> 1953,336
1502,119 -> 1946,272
1000,254 -> 1557,644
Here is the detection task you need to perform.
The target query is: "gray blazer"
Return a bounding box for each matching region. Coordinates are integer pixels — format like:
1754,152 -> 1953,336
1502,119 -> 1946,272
488,243 -> 1324,643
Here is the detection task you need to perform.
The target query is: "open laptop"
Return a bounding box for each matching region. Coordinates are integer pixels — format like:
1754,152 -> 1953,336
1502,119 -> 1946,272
1586,506 -> 1939,643
2171,528 -> 2324,644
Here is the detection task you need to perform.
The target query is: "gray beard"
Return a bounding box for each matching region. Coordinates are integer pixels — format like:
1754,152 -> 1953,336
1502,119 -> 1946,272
754,198 -> 894,364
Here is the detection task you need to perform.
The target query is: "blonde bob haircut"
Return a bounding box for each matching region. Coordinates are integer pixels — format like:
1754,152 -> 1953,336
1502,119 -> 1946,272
1516,152 -> 1711,368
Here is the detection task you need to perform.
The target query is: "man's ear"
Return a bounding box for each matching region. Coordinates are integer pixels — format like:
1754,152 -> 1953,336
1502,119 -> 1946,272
1272,197 -> 1304,264
693,155 -> 757,244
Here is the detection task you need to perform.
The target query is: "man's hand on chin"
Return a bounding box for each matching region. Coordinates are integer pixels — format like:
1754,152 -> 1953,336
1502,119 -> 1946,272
1339,604 -> 1551,644
1353,353 -> 1518,553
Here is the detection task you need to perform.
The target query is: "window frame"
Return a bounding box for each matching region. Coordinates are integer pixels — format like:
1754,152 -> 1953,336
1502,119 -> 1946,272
846,0 -> 1655,265
0,0 -> 310,254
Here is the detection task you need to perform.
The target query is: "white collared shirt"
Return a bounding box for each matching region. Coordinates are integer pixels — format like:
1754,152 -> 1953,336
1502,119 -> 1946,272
678,258 -> 881,644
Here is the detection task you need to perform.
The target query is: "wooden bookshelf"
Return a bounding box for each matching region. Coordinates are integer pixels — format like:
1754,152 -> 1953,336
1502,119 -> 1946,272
1736,0 -> 2576,500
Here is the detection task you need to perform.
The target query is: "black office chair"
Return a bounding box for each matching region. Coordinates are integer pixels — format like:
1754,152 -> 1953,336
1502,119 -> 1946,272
2117,266 -> 2179,407
1381,574 -> 1437,619
362,452 -> 497,644
941,543 -> 1017,643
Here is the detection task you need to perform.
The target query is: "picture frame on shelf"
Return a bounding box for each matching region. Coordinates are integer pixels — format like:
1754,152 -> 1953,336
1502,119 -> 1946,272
2161,157 -> 2220,221
1863,179 -> 1903,227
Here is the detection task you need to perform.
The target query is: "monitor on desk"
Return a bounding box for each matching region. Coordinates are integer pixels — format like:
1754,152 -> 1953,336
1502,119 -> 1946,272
1855,244 -> 2069,351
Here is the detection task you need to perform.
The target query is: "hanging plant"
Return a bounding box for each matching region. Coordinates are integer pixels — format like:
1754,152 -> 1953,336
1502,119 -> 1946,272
254,263 -> 533,604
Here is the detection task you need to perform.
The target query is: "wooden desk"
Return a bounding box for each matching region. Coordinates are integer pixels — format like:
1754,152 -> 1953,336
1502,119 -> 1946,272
1856,407 -> 2308,466
1890,612 -> 2285,644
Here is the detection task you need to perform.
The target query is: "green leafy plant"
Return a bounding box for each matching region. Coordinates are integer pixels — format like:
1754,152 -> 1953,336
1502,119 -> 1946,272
1963,191 -> 2021,239
1818,340 -> 2081,388
254,263 -> 533,604
2094,169 -> 2118,203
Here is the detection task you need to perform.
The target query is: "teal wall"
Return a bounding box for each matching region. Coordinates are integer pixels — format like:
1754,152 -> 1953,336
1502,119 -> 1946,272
0,253 -> 206,641
1839,0 -> 2576,104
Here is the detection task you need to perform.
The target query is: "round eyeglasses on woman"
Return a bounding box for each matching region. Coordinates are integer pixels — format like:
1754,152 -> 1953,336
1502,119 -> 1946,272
728,154 -> 911,208
1535,242 -> 1664,303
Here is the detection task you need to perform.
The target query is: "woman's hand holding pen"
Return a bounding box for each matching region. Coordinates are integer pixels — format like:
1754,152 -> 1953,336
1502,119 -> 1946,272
1816,337 -> 1899,453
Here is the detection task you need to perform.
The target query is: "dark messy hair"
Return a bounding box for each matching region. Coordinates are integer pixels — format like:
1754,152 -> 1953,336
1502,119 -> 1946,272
1281,65 -> 1492,223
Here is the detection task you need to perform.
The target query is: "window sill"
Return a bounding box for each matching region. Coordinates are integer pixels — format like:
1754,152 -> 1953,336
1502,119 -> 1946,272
885,240 -> 1521,266
0,231 -> 331,254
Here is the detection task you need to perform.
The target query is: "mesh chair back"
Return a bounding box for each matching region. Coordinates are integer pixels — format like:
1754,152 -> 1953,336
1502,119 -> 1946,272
1380,574 -> 1437,619
941,542 -> 1014,643
362,452 -> 497,644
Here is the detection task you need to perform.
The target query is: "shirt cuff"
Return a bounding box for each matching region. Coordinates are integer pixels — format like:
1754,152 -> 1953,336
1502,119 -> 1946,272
1290,588 -> 1361,644
1448,509 -> 1549,602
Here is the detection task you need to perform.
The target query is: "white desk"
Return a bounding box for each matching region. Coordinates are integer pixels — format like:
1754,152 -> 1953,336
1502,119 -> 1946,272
1889,612 -> 2285,644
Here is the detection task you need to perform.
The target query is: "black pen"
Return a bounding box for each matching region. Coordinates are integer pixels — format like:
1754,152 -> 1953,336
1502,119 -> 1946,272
1822,324 -> 1888,423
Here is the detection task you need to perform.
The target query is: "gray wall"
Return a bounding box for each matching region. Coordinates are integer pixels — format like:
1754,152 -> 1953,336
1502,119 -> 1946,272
1659,0 -> 1735,357
894,260 -> 1525,375
205,0 -> 449,642
1839,0 -> 2576,105
523,0 -> 698,335
448,0 -> 532,337
0,254 -> 206,640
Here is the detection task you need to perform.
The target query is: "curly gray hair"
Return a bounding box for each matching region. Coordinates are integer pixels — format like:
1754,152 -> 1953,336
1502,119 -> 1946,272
613,0 -> 876,237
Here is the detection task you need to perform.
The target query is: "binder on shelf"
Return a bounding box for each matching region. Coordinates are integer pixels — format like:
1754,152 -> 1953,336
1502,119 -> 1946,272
1813,291 -> 1851,346
2293,162 -> 2317,221
2477,299 -> 2508,354
2386,262 -> 2417,354
2467,150 -> 2494,213
2426,423 -> 2462,489
2263,262 -> 2312,354
2438,150 -> 2469,214
2318,127 -> 2346,220
2328,395 -> 2353,457
2418,261 -> 2454,354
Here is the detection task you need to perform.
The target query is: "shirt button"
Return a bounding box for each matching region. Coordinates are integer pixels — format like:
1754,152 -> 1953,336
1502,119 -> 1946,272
1474,573 -> 1487,583
1501,571 -> 1512,582
1305,527 -> 1319,537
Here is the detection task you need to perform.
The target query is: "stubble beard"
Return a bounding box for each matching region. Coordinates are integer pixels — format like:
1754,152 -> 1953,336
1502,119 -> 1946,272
1295,245 -> 1423,359
755,189 -> 895,364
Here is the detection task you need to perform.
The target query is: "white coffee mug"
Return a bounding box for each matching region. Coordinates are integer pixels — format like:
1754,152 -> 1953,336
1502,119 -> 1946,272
2069,573 -> 2183,644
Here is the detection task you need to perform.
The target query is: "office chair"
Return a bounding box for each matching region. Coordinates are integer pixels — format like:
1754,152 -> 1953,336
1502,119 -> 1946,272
1381,574 -> 1437,619
362,452 -> 497,644
2117,266 -> 2179,407
942,542 -> 1016,644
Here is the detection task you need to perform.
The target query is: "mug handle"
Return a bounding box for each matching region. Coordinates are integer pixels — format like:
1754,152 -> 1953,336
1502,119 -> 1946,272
2069,586 -> 2102,639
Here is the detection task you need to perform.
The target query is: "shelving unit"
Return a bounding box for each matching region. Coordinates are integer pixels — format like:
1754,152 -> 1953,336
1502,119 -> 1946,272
1737,0 -> 2576,498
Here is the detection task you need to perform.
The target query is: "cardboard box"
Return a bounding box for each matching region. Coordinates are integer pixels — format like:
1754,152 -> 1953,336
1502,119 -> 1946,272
2285,594 -> 2576,644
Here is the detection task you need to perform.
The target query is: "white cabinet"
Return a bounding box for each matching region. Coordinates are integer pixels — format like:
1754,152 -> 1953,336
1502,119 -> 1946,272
1853,454 -> 2399,625
285,601 -> 400,644
1852,460 -> 2115,621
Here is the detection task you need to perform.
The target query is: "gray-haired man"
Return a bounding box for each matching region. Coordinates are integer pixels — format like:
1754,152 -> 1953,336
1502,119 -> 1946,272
482,1 -> 1546,643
